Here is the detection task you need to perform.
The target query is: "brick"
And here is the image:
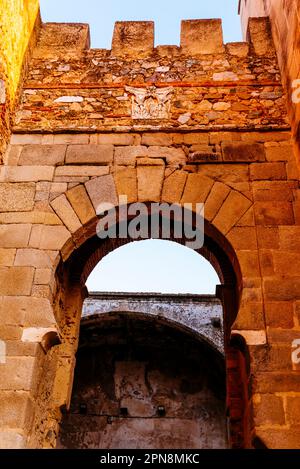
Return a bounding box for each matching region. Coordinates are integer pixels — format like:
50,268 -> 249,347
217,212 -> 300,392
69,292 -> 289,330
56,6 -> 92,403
0,391 -> 33,429
253,394 -> 285,426
66,145 -> 113,164
237,250 -> 260,277
250,162 -> 286,181
0,267 -> 34,295
0,325 -> 22,340
236,207 -> 255,226
259,250 -> 274,276
222,142 -> 265,162
112,21 -> 154,57
254,372 -> 300,393
66,185 -> 95,225
181,19 -> 224,55
286,396 -> 300,425
265,143 -> 294,161
0,357 -> 38,391
53,134 -> 89,145
55,166 -> 109,177
29,225 -> 70,250
227,227 -> 257,250
264,277 -> 300,301
273,251 -> 300,276
19,145 -> 66,165
161,170 -> 187,203
114,167 -> 137,203
0,225 -> 31,248
233,301 -> 265,329
0,183 -> 35,212
204,182 -> 230,221
34,268 -> 52,285
1,166 -> 54,182
0,249 -> 16,266
115,146 -> 148,165
141,133 -> 172,146
254,201 -> 294,225
137,165 -> 165,202
85,174 -> 118,212
181,174 -> 214,205
256,427 -> 300,449
10,134 -> 43,145
148,146 -> 186,165
213,191 -> 252,234
51,194 -> 82,233
4,145 -> 22,165
279,227 -> 300,251
265,302 -> 294,328
97,134 -> 136,145
14,249 -> 52,268
257,227 -> 279,249
199,164 -> 249,184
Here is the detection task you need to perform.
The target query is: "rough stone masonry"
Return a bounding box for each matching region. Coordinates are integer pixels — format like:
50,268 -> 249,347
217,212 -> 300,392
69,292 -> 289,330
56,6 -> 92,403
0,1 -> 300,450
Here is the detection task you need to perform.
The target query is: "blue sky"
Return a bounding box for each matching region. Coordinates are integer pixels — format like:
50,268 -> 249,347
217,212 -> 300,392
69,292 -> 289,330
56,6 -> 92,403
40,0 -> 242,48
40,1 -> 240,294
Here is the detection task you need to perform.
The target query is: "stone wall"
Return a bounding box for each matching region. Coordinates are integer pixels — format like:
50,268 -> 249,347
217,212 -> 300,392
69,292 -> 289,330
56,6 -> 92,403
239,0 -> 300,162
0,0 -> 40,160
0,15 -> 300,449
13,19 -> 288,132
58,305 -> 227,449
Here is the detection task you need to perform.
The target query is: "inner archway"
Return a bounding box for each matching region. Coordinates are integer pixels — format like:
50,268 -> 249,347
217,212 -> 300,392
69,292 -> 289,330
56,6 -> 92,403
46,209 -> 251,449
58,314 -> 227,449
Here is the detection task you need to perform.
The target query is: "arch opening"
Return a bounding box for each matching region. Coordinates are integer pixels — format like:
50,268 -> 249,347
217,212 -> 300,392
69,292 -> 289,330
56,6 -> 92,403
43,209 -> 251,449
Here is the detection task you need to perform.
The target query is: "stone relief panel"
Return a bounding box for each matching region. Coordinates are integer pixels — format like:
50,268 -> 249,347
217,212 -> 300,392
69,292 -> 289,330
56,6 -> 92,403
125,86 -> 174,119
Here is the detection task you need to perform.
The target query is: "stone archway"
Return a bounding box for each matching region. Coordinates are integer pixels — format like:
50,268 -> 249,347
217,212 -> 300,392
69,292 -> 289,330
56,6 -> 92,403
23,190 -> 254,449
57,311 -> 228,449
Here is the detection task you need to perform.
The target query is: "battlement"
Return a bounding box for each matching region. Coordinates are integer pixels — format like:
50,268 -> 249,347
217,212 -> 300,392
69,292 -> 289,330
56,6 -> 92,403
13,16 -> 288,133
33,17 -> 275,58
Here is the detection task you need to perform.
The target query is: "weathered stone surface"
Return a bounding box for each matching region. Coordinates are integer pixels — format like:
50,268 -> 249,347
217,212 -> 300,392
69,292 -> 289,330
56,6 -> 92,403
114,167 -> 137,203
148,147 -> 186,165
0,391 -> 33,429
0,183 -> 35,212
181,19 -> 224,55
0,357 -> 38,391
66,145 -> 113,164
137,165 -> 165,202
213,191 -> 252,234
248,17 -> 275,56
0,248 -> 16,266
254,201 -> 294,225
51,195 -> 82,233
1,166 -> 54,182
264,277 -> 300,301
0,432 -> 25,449
141,133 -> 173,146
0,267 -> 34,295
0,225 -> 31,248
14,249 -> 51,268
250,162 -> 286,181
161,171 -> 187,203
222,142 -> 265,162
115,146 -> 148,165
85,175 -> 118,211
55,166 -> 109,177
112,21 -> 154,57
181,174 -> 214,204
66,185 -> 96,225
19,145 -> 66,165
253,394 -> 285,426
29,225 -> 70,250
204,182 -> 230,221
